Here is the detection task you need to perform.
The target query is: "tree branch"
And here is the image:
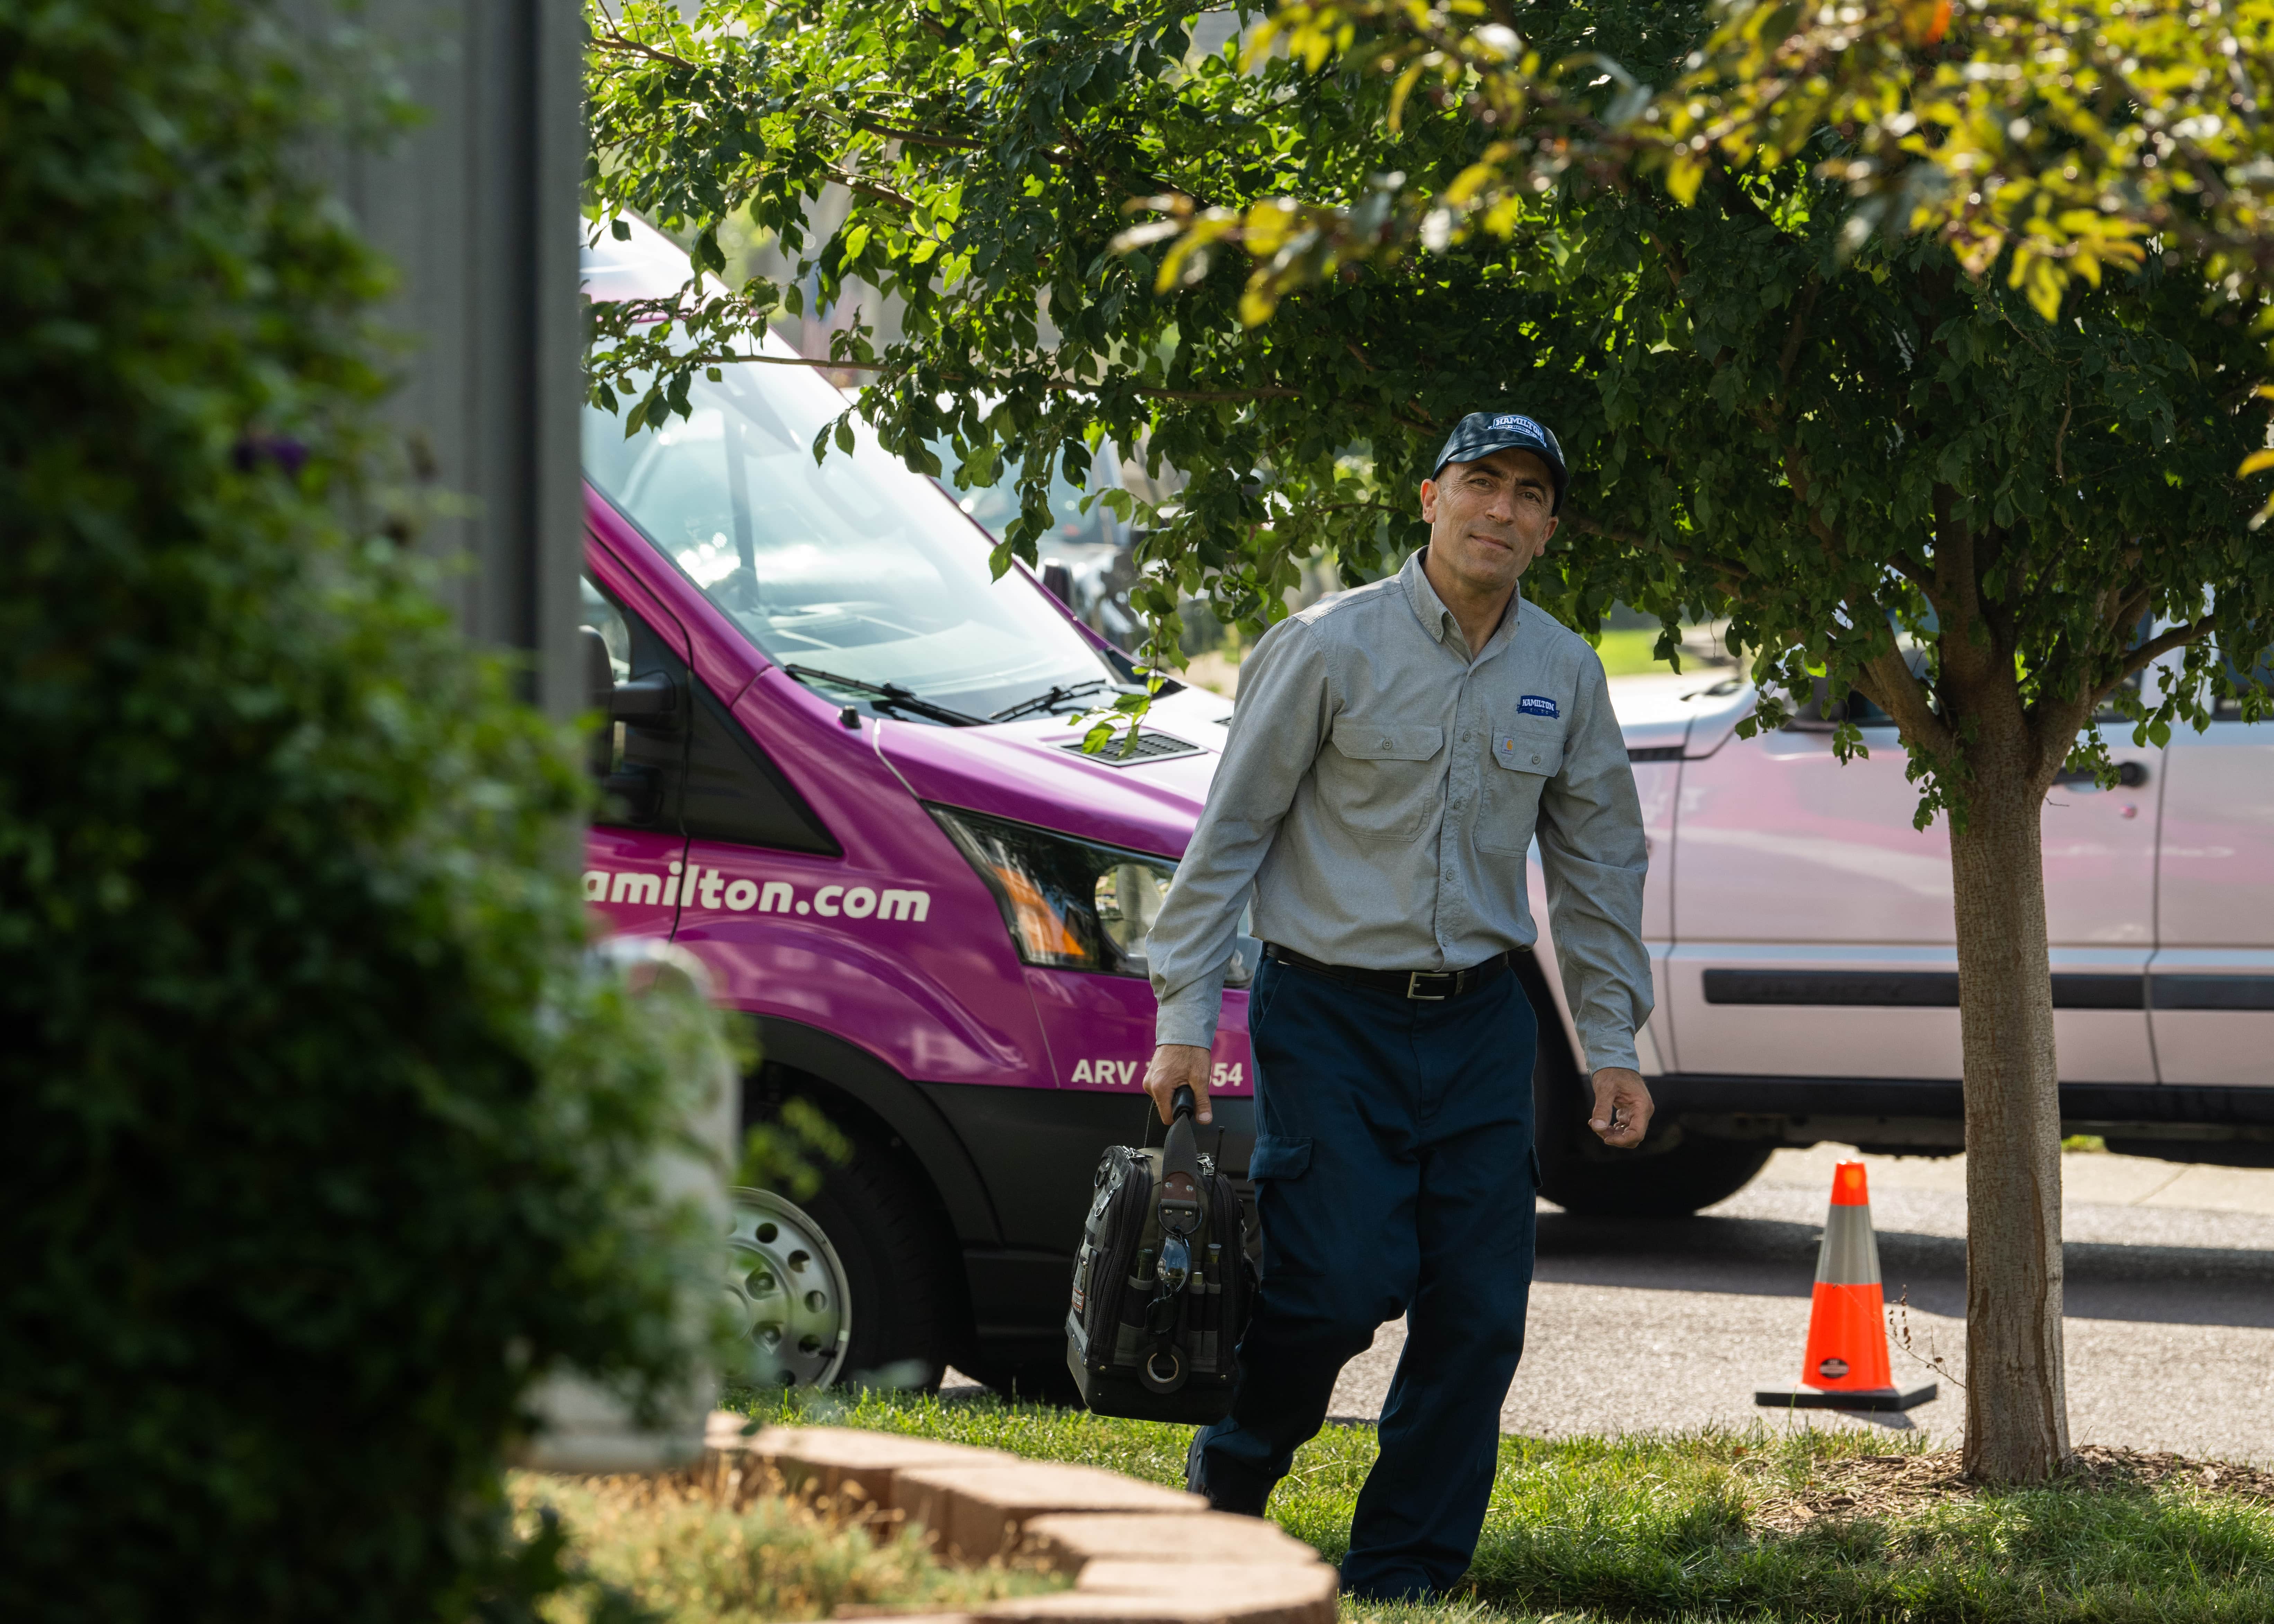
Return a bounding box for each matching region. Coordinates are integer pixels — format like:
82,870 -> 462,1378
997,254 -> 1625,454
1887,548 -> 1935,594
1929,484 -> 1985,667
1778,445 -> 1844,556
1658,537 -> 1751,584
1649,232 -> 1686,293
2100,550 -> 2148,636
1563,509 -> 1752,584
592,29 -> 701,72
1859,638 -> 1955,756
848,117 -> 984,151
2113,614 -> 2217,687
691,349 -> 1302,403
1974,527 -> 2019,651
1559,507 -> 1652,548
826,167 -> 922,211
1929,484 -> 1962,611
1773,274 -> 1821,408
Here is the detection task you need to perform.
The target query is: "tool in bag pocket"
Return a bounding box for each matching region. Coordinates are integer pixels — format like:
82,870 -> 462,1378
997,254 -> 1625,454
1065,1085 -> 1254,1423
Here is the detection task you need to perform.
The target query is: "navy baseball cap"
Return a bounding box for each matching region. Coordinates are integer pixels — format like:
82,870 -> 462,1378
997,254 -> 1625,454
1431,411 -> 1567,513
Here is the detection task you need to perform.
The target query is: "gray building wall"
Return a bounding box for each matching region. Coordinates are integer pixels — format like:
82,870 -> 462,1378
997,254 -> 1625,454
319,0 -> 588,720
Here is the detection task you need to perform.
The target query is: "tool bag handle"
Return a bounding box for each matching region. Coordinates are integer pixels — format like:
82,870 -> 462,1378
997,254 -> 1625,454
1162,1085 -> 1202,1191
1137,1085 -> 1206,1396
1136,1083 -> 1209,1161
1156,1086 -> 1205,1255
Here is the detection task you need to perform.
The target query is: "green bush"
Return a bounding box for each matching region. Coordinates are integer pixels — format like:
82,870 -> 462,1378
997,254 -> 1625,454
0,2 -> 708,1618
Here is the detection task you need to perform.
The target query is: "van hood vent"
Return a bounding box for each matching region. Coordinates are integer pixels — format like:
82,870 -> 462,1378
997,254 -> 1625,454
1057,730 -> 1200,766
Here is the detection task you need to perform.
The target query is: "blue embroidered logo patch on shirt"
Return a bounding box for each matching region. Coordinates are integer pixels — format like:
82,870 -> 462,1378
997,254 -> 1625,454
1519,694 -> 1559,718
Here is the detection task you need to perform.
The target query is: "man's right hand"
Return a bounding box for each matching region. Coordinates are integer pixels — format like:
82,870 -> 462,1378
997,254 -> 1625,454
1143,1043 -> 1214,1125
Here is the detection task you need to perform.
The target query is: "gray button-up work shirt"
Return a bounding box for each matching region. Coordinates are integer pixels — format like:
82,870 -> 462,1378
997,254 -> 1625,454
1149,548 -> 1653,1073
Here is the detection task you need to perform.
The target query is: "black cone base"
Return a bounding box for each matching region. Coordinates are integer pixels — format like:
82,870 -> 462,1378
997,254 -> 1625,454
1754,1379 -> 1938,1412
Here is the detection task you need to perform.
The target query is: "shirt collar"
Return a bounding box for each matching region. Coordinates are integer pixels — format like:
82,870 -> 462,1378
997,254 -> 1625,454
1403,548 -> 1521,658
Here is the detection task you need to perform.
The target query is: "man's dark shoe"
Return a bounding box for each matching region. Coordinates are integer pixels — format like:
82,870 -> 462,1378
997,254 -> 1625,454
1184,1427 -> 1210,1496
1185,1426 -> 1266,1517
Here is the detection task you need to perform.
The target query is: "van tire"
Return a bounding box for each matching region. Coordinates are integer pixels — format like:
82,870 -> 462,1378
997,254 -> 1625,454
790,1135 -> 953,1390
1538,1129 -> 1776,1217
1522,959 -> 1773,1217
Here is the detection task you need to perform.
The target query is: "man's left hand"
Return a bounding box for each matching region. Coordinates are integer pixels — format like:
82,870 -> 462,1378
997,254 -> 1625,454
1588,1067 -> 1653,1148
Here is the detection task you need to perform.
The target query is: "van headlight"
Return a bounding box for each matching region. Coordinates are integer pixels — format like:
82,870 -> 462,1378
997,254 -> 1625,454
929,806 -> 1253,986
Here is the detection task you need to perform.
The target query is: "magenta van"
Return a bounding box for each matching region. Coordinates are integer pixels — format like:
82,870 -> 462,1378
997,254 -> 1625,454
576,223 -> 1275,1395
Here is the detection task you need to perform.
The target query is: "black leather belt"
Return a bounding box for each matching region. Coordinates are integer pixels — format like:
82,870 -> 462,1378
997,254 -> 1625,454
1264,942 -> 1509,1001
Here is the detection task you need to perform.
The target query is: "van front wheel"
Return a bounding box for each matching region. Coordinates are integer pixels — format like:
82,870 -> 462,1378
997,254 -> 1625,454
1535,1132 -> 1775,1217
728,1188 -> 852,1387
732,1134 -> 952,1390
1525,1017 -> 1772,1217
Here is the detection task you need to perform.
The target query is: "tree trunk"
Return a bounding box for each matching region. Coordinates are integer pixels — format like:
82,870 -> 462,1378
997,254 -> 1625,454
1949,769 -> 2071,1482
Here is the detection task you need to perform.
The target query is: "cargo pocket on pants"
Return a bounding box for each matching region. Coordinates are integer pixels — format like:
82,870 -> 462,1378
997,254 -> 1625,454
1247,1135 -> 1312,1182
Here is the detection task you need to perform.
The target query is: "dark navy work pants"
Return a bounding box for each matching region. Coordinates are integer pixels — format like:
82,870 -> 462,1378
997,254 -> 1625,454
1193,956 -> 1539,1600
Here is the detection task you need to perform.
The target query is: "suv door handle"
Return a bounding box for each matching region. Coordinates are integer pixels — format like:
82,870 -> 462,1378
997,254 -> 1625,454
2054,761 -> 2148,789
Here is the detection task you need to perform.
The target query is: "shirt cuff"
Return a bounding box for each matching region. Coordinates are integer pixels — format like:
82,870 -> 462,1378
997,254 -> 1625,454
1578,1030 -> 1640,1075
1153,989 -> 1222,1051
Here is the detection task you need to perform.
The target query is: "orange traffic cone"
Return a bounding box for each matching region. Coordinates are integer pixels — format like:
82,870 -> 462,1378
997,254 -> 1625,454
1755,1160 -> 1936,1412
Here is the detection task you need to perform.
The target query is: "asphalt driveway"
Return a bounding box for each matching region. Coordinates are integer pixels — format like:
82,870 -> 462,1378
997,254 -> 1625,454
1326,1145 -> 2274,1465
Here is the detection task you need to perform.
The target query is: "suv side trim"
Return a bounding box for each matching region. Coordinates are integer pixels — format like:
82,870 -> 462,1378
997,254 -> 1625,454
1702,969 -> 2150,1010
1653,1073 -> 2274,1125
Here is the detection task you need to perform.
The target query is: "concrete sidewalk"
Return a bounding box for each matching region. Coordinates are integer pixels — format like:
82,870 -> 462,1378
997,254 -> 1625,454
1768,1140 -> 2274,1218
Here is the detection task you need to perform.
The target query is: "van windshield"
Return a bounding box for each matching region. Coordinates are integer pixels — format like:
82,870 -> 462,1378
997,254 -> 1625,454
583,355 -> 1117,723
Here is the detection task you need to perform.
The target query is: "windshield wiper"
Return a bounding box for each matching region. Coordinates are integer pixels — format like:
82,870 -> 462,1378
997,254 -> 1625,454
990,679 -> 1112,722
782,664 -> 985,727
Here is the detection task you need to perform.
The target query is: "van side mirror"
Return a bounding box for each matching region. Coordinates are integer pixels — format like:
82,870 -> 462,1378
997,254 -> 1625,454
580,624 -> 678,721
606,672 -> 678,719
582,625 -> 616,714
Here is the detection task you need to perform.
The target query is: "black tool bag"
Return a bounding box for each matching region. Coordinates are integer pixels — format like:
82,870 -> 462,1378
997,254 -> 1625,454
1065,1086 -> 1253,1423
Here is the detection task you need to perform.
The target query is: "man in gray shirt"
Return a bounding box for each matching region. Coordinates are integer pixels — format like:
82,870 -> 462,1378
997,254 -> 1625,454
1141,411 -> 1654,1600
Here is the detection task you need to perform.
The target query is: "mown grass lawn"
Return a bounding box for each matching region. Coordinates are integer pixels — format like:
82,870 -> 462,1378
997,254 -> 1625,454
727,1385 -> 2274,1624
1589,627 -> 1681,677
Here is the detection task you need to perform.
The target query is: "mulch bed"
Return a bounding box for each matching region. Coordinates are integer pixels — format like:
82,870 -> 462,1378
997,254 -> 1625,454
1749,1445 -> 2274,1533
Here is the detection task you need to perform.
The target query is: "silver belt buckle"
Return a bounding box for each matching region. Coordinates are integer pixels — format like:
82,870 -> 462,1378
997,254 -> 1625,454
1406,970 -> 1450,1001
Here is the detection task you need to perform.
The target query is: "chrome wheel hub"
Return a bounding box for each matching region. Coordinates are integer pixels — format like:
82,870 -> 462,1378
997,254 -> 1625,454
726,1187 -> 851,1387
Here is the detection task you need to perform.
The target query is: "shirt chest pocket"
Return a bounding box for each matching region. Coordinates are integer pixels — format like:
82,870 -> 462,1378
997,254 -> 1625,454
1324,719 -> 1445,841
1479,719 -> 1564,853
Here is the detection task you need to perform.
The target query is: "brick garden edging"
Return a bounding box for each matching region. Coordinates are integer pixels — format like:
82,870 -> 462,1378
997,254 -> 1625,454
703,1416 -> 1340,1624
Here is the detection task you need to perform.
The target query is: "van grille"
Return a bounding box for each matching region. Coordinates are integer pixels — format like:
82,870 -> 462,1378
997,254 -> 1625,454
1059,730 -> 1200,766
